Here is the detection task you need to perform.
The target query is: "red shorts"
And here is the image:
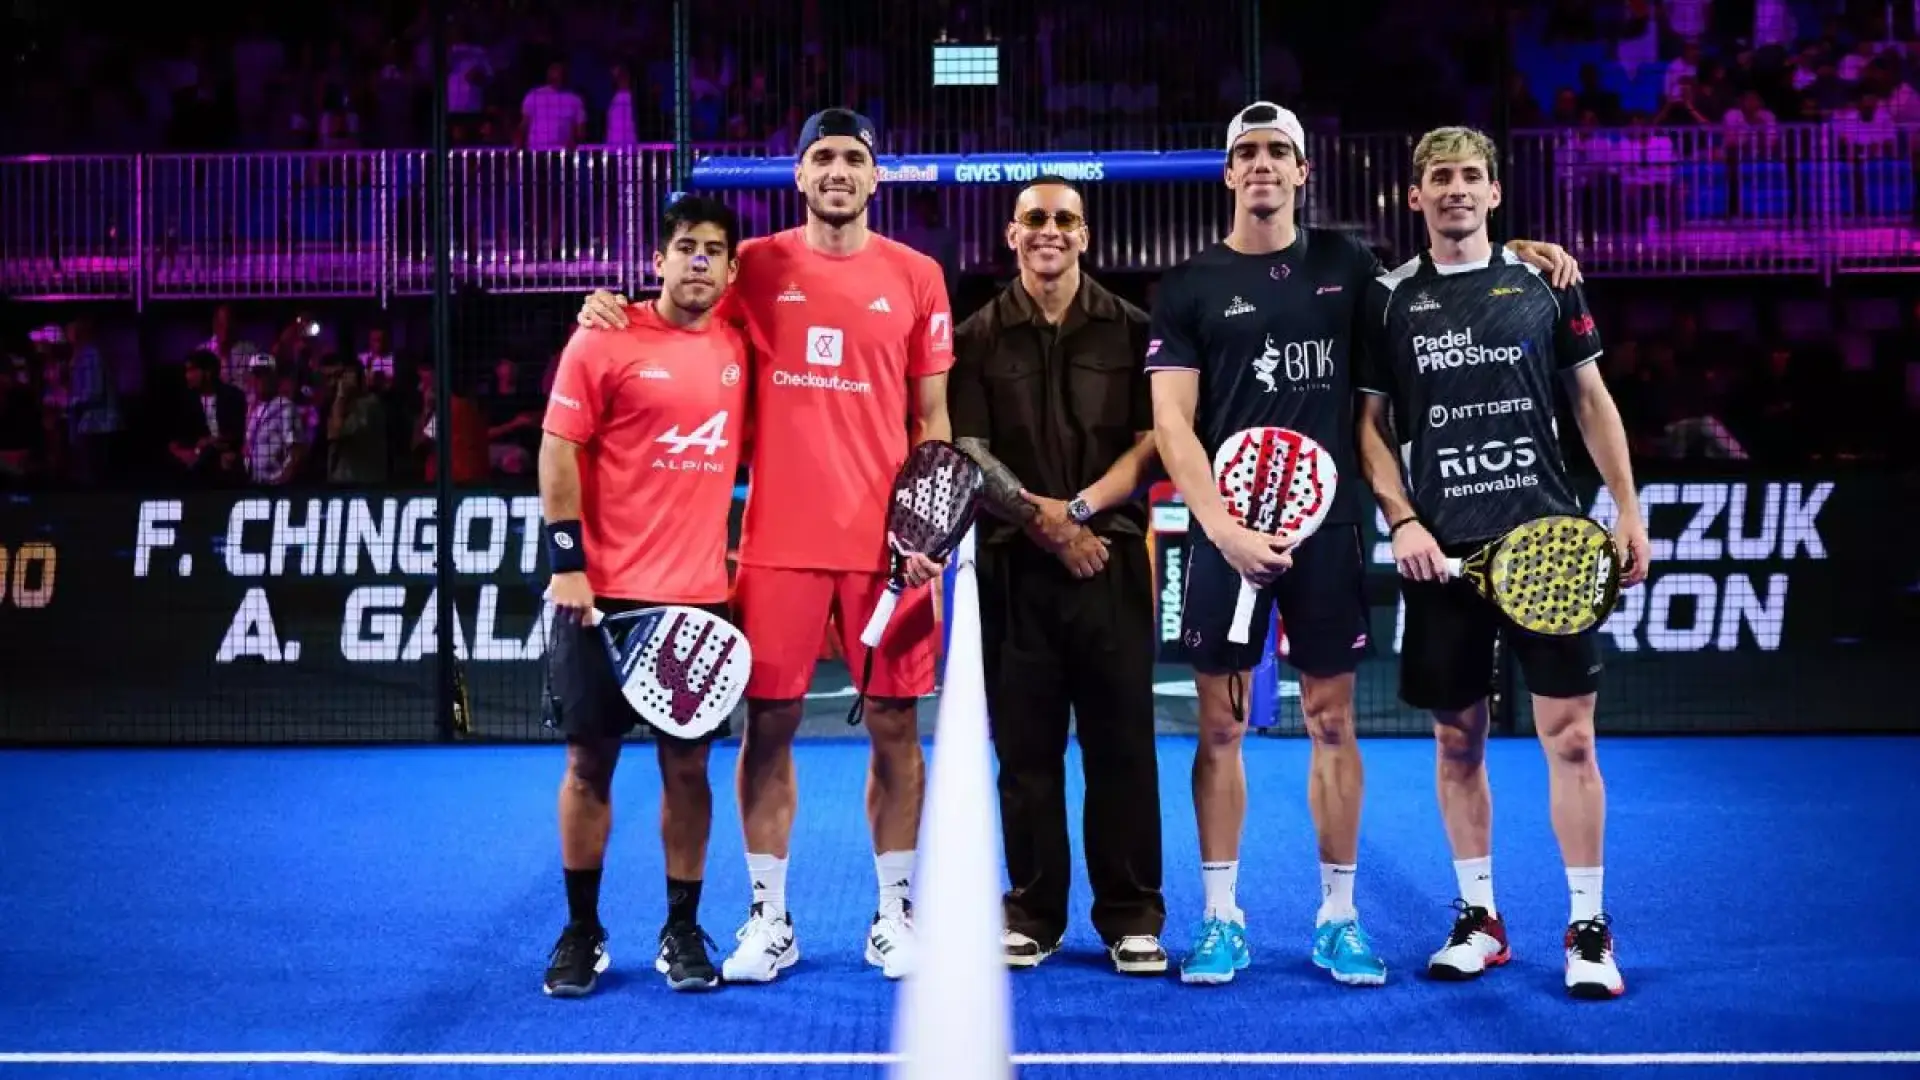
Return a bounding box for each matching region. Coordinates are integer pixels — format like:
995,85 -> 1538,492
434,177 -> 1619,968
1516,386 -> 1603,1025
733,564 -> 937,702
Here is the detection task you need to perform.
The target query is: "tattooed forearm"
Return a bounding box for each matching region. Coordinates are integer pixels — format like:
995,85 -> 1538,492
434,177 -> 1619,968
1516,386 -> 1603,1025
955,437 -> 1037,523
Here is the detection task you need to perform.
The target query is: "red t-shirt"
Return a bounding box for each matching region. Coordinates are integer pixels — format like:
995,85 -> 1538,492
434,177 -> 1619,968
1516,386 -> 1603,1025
723,228 -> 954,572
542,302 -> 750,603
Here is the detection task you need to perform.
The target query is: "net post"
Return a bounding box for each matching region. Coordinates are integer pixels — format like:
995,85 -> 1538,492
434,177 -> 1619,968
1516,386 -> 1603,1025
670,0 -> 693,193
1243,0 -> 1262,103
1492,0 -> 1515,247
428,0 -> 457,741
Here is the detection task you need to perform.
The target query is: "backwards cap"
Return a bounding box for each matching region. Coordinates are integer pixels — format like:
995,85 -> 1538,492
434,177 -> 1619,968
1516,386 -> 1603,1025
796,108 -> 878,160
1225,101 -> 1308,157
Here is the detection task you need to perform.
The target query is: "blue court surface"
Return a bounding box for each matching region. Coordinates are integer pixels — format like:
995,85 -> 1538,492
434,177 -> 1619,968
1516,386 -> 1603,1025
2,735 -> 1917,1080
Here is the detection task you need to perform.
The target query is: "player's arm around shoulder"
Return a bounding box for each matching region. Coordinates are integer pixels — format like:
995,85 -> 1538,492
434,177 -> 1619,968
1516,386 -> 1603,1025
1505,238 -> 1582,289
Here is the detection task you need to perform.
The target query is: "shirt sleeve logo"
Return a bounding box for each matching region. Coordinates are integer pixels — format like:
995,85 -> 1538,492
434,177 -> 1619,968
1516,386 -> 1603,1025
1569,313 -> 1596,337
929,312 -> 952,353
722,363 -> 742,386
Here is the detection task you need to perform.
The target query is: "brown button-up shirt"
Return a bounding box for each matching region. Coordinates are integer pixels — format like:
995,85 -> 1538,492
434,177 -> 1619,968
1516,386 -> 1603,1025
949,273 -> 1153,546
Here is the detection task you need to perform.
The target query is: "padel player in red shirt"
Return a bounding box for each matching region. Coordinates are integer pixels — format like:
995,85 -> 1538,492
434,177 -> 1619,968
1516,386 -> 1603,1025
576,108 -> 954,983
539,195 -> 749,997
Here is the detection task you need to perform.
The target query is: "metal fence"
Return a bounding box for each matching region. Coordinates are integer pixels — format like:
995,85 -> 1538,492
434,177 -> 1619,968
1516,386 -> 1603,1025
3,124 -> 1917,304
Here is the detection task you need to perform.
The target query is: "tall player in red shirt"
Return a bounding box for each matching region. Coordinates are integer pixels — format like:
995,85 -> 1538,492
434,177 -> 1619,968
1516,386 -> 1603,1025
538,196 -> 750,998
576,109 -> 953,983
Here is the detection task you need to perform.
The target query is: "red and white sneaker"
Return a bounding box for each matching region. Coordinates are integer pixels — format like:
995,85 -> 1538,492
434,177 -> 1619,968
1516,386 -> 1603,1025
1564,914 -> 1625,999
1426,901 -> 1511,980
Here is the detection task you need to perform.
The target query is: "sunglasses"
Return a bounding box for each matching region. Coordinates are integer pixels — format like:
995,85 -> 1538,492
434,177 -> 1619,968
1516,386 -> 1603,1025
1014,208 -> 1084,230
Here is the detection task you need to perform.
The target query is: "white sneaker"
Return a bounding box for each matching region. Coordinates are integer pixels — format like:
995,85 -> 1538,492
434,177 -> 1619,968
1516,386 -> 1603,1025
1564,915 -> 1625,999
1003,930 -> 1058,969
866,903 -> 915,979
1109,934 -> 1169,975
1427,902 -> 1510,980
720,904 -> 798,984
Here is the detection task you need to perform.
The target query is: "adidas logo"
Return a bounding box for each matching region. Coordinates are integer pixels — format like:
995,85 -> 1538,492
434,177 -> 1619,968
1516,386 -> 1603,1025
869,297 -> 891,313
1224,296 -> 1256,317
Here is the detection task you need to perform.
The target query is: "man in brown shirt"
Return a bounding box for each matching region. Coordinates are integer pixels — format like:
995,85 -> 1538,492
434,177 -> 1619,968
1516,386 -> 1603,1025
949,178 -> 1165,975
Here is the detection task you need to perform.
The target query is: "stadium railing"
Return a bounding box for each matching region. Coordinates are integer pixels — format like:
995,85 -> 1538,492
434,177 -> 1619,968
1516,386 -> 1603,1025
2,124 -> 1916,303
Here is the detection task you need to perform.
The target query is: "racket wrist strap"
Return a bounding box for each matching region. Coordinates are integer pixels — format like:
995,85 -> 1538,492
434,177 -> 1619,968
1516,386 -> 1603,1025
545,519 -> 587,574
1389,515 -> 1421,537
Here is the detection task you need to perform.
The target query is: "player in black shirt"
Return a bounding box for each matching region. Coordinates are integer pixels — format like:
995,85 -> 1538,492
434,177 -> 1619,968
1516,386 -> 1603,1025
1354,126 -> 1651,1001
1148,102 -> 1585,989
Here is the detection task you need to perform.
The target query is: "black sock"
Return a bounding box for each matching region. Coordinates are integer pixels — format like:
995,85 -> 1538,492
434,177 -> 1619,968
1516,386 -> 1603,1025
565,868 -> 603,928
667,876 -> 702,927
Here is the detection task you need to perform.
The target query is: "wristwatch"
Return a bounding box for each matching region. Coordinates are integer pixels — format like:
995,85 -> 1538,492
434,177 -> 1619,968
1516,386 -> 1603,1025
1066,495 -> 1095,523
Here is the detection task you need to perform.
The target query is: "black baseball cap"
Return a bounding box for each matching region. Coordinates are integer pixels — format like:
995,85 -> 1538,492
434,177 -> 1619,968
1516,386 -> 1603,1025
796,108 -> 877,159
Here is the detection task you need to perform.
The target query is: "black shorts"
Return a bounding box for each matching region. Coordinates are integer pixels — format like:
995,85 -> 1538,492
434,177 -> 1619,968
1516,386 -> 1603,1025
542,597 -> 734,743
1399,544 -> 1604,711
1180,524 -> 1372,677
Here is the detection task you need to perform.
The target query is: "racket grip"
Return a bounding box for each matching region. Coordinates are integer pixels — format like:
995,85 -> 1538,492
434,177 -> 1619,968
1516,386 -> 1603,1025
859,584 -> 902,648
1442,558 -> 1463,579
1227,579 -> 1258,644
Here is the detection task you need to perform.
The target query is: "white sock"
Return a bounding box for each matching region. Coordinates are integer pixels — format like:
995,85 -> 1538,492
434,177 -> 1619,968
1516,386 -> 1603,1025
1316,863 -> 1357,924
1454,856 -> 1496,916
876,850 -> 914,915
747,853 -> 788,918
1201,861 -> 1240,921
1567,866 -> 1604,924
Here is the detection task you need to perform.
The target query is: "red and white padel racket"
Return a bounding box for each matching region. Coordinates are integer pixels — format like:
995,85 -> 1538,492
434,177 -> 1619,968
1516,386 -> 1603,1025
1211,426 -> 1339,644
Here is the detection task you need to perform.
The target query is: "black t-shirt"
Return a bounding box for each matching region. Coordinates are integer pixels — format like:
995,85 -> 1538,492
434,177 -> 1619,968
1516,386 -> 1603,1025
1356,249 -> 1604,548
1144,229 -> 1383,527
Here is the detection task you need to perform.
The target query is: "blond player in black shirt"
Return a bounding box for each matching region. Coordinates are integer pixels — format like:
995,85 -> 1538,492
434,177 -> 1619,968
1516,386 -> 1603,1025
1355,126 -> 1652,1000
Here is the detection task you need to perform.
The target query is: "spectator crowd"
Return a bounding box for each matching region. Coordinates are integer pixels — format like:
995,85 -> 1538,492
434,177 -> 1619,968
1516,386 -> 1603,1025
2,0 -> 1919,494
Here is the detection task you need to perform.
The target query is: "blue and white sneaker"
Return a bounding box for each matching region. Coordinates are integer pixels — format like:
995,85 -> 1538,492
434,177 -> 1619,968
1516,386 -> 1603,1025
1312,916 -> 1388,986
1179,914 -> 1251,985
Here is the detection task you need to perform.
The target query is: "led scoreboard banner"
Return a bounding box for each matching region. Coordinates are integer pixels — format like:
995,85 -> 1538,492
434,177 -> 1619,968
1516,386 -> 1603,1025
0,471 -> 1911,740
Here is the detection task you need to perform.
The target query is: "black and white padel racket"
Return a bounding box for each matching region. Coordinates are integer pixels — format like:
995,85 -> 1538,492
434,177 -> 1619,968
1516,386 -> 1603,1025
587,605 -> 751,740
1211,426 -> 1340,644
858,440 -> 986,649
845,441 -> 984,726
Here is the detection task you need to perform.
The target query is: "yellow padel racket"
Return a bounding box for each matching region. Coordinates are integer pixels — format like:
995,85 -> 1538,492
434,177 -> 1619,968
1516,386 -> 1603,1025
1444,515 -> 1623,636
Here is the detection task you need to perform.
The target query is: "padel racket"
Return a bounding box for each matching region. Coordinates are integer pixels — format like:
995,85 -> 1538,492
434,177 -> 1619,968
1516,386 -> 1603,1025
586,604 -> 751,740
858,440 -> 986,649
1212,426 -> 1339,644
1444,515 -> 1622,637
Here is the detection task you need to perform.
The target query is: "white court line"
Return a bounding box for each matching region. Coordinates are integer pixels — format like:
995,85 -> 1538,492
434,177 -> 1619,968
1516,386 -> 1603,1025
1,1051 -> 1918,1068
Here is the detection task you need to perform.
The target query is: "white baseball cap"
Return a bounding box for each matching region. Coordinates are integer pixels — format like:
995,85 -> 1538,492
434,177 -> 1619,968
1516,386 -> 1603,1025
1225,101 -> 1308,157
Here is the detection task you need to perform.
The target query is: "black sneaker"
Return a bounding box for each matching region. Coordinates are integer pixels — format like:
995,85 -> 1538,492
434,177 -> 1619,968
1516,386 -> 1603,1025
656,921 -> 721,991
544,922 -> 610,997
